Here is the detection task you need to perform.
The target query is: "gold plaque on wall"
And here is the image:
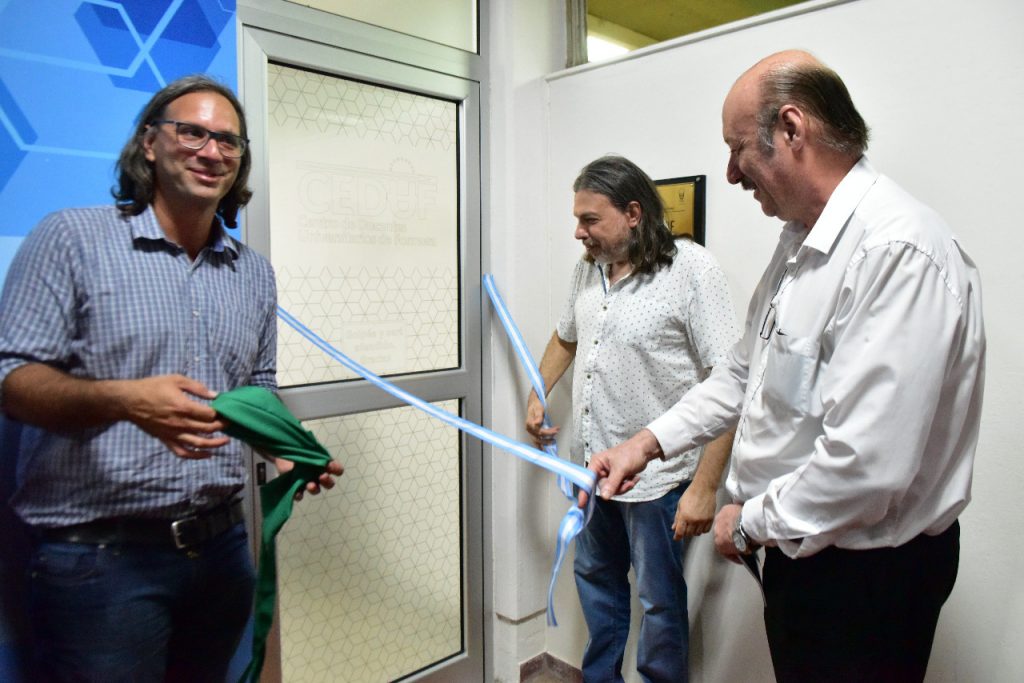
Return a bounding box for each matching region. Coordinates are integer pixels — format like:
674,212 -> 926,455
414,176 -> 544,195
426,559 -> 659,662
655,175 -> 705,245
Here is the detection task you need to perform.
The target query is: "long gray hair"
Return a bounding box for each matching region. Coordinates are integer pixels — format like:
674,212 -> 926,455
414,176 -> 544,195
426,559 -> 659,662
573,155 -> 676,274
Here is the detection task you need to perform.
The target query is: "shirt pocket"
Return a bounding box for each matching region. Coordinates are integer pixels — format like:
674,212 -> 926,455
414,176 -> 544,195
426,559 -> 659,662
209,300 -> 263,384
762,333 -> 820,415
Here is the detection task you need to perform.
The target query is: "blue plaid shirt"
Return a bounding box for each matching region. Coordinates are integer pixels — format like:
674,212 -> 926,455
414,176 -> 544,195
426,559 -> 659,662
0,206 -> 277,527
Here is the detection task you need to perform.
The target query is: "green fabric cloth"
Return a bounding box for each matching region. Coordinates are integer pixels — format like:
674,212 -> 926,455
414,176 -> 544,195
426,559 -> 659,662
212,386 -> 332,683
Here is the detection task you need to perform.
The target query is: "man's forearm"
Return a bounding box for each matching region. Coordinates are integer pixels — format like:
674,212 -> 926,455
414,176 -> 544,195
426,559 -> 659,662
3,363 -> 228,457
525,332 -> 578,444
535,332 -> 577,398
690,428 -> 735,492
673,429 -> 735,538
1,363 -> 128,431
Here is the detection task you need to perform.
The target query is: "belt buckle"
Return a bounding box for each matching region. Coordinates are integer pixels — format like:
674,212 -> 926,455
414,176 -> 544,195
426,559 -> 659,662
170,515 -> 198,550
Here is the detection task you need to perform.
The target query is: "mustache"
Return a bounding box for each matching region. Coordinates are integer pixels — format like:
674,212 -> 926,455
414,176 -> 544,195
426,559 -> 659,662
740,177 -> 756,191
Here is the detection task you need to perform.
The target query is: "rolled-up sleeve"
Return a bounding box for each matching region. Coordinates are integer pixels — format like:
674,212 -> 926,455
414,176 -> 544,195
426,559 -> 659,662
0,213 -> 80,405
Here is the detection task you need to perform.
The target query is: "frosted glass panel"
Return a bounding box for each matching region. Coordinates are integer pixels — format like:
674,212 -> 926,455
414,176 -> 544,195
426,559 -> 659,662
285,0 -> 477,52
268,63 -> 460,387
277,401 -> 462,681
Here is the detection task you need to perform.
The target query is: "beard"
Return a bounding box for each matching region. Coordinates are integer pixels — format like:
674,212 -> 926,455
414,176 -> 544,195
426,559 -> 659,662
584,240 -> 630,264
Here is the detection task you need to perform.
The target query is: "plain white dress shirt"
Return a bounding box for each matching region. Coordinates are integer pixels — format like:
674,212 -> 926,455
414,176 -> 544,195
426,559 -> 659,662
647,157 -> 986,558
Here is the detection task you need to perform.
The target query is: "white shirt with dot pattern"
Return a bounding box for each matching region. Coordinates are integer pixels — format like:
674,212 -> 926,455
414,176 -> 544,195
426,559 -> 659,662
556,239 -> 740,502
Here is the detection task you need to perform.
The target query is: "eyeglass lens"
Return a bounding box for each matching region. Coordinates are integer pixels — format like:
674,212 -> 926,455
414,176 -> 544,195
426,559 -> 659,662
158,120 -> 246,158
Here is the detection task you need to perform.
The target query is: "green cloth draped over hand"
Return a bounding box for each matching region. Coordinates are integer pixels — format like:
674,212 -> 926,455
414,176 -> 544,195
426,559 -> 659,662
212,386 -> 333,683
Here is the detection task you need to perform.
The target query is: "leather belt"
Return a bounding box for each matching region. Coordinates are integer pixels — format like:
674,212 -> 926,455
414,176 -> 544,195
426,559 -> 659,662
39,498 -> 244,551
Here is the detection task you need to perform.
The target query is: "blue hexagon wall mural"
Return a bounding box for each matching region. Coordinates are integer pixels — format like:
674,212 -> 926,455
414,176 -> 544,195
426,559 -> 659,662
0,0 -> 238,278
0,1 -> 240,680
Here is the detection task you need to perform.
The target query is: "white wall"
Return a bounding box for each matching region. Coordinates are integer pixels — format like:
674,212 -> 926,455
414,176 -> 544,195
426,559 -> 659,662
489,0 -> 1024,681
485,1 -> 579,680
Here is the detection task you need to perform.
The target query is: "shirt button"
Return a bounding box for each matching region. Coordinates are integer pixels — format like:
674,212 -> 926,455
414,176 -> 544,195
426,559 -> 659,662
192,310 -> 200,317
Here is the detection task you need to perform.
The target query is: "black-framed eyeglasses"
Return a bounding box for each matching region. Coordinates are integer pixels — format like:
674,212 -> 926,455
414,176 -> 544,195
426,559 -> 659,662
151,119 -> 248,158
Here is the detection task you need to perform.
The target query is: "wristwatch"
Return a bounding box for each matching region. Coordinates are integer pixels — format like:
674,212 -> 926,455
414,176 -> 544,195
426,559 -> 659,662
732,516 -> 758,555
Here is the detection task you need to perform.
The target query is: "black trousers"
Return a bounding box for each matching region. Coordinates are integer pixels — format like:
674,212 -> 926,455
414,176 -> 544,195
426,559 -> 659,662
763,521 -> 959,683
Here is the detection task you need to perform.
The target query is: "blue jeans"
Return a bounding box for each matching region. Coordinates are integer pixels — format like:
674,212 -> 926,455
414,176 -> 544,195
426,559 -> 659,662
28,523 -> 255,682
574,481 -> 689,683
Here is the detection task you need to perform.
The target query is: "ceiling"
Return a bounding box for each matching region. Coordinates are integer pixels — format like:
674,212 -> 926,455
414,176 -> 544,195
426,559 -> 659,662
588,0 -> 810,43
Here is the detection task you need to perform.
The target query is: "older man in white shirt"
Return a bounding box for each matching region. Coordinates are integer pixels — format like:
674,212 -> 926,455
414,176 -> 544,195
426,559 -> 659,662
586,51 -> 985,683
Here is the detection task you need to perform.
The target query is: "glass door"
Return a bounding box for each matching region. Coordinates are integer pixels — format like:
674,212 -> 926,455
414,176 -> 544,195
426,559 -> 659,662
239,19 -> 482,682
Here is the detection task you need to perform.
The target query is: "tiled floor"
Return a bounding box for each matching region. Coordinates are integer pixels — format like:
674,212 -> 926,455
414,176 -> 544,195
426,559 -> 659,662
522,672 -> 571,683
519,652 -> 583,683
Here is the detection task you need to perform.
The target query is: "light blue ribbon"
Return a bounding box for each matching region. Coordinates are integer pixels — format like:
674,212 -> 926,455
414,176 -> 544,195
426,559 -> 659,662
277,307 -> 593,492
482,274 -> 593,625
483,275 -> 573,500
280,274 -> 598,626
278,279 -> 595,626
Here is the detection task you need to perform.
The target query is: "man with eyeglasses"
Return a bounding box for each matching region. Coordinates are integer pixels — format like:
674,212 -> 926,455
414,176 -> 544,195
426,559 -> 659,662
584,51 -> 985,682
0,75 -> 342,681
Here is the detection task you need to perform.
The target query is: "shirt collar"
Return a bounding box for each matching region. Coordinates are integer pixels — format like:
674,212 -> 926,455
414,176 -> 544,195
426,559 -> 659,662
208,225 -> 238,256
129,205 -> 239,258
801,156 -> 879,255
596,261 -> 634,292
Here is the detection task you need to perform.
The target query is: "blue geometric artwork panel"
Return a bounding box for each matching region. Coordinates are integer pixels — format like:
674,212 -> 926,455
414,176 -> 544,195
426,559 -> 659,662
0,0 -> 237,247
0,77 -> 30,195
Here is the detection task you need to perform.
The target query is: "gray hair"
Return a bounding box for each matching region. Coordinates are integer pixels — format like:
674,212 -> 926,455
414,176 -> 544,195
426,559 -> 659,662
573,155 -> 676,274
756,61 -> 870,157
